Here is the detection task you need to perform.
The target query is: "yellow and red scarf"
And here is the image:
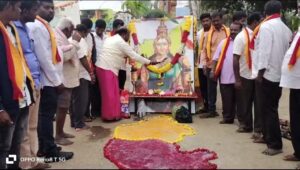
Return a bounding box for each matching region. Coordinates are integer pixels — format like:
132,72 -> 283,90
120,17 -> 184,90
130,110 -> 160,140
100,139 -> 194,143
215,37 -> 231,78
0,21 -> 34,100
198,29 -> 205,53
36,16 -> 61,64
197,29 -> 205,65
288,36 -> 300,69
249,13 -> 281,49
206,25 -> 230,60
243,28 -> 252,69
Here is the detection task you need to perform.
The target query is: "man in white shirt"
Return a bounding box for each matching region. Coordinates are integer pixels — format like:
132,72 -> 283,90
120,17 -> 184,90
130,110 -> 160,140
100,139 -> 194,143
71,24 -> 95,130
196,13 -> 211,114
111,19 -> 127,90
252,0 -> 292,156
54,18 -> 82,146
94,19 -> 107,60
81,18 -> 101,121
27,0 -> 73,162
88,19 -> 107,119
233,13 -> 262,136
95,27 -> 157,121
280,30 -> 300,162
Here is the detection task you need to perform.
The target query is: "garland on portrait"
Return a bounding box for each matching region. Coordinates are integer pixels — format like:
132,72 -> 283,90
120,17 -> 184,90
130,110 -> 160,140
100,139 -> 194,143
127,16 -> 193,74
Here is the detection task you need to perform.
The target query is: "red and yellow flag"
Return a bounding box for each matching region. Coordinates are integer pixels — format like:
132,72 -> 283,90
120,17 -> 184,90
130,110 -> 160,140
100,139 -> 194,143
249,13 -> 281,49
288,36 -> 300,69
243,28 -> 252,69
36,16 -> 61,64
206,25 -> 230,60
0,21 -> 34,100
214,37 -> 231,78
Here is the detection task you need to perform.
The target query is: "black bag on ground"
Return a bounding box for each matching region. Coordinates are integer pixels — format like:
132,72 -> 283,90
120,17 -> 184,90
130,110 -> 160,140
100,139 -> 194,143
175,106 -> 193,123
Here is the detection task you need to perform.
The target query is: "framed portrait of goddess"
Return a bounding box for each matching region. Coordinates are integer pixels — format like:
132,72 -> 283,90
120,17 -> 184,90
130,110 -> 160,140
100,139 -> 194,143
127,16 -> 196,113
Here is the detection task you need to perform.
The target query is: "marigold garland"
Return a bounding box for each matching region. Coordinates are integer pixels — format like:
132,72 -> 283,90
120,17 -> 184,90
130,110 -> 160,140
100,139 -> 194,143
128,16 -> 192,74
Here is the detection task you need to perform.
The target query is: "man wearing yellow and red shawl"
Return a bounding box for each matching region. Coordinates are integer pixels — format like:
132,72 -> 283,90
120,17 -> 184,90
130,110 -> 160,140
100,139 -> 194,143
196,13 -> 211,114
251,0 -> 292,156
280,29 -> 300,162
200,11 -> 230,118
26,0 -> 73,162
0,1 -> 35,169
210,22 -> 242,124
233,13 -> 262,136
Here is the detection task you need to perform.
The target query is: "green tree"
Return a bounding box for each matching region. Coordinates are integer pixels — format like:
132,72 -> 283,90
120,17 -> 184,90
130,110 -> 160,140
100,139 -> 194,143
121,0 -> 152,18
200,0 -> 297,14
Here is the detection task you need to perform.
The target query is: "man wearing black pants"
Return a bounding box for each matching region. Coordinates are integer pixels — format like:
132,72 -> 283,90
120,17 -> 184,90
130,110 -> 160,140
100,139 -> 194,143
200,12 -> 229,118
252,0 -> 292,156
0,1 -> 34,168
118,69 -> 127,90
261,78 -> 282,150
280,31 -> 300,162
89,19 -> 107,118
253,80 -> 264,140
80,18 -> 99,120
198,69 -> 208,112
289,89 -> 300,160
233,13 -> 262,136
196,13 -> 211,113
38,87 -> 59,156
210,22 -> 242,124
27,0 -> 73,161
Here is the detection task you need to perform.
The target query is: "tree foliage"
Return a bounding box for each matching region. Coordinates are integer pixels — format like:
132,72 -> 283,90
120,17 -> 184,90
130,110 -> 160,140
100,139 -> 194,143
143,9 -> 168,19
200,0 -> 297,14
121,0 -> 152,18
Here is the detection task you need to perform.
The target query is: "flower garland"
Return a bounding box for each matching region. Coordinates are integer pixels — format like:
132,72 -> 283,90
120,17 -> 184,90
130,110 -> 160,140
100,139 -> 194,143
193,16 -> 198,49
128,16 -> 192,74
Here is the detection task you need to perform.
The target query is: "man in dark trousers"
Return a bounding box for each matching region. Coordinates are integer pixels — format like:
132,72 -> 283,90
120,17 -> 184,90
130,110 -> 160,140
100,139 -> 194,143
252,0 -> 292,156
233,13 -> 262,136
89,19 -> 107,118
281,30 -> 300,162
0,1 -> 34,169
27,0 -> 73,162
196,13 -> 211,114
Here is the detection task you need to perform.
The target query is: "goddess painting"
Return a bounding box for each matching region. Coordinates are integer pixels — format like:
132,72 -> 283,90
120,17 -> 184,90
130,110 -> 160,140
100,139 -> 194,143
137,21 -> 192,94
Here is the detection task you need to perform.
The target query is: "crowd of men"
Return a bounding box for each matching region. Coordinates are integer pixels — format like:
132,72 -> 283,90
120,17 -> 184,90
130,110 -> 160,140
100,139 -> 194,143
196,0 -> 299,166
0,0 -> 114,169
0,0 -> 299,169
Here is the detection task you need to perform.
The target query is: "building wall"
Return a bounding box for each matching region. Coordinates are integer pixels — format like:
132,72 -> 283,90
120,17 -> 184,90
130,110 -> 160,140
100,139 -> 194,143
53,1 -> 81,26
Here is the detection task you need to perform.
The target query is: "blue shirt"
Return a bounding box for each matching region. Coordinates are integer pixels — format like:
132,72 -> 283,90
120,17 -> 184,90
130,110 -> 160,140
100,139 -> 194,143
14,21 -> 41,89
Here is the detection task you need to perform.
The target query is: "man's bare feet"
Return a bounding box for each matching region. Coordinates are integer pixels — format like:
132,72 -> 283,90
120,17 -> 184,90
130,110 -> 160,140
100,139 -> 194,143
62,132 -> 75,138
75,125 -> 90,132
236,127 -> 252,133
262,148 -> 282,156
251,132 -> 262,139
55,137 -> 74,146
283,154 -> 300,161
253,137 -> 266,144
